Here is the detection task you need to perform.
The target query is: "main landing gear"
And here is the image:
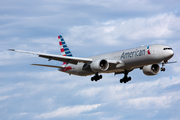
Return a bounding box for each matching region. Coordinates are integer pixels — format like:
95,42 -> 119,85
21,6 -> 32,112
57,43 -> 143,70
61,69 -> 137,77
91,73 -> 102,82
120,70 -> 131,83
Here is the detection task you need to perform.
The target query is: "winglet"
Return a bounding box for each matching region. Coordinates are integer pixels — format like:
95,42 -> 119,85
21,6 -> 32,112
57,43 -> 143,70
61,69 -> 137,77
8,49 -> 15,51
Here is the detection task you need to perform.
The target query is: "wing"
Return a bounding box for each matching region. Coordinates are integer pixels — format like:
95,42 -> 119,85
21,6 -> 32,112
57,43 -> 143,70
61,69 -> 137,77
8,49 -> 93,64
165,61 -> 177,64
8,49 -> 124,67
159,60 -> 177,65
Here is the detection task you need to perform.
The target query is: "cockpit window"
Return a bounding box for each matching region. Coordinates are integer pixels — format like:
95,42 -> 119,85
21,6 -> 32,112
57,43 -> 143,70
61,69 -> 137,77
163,48 -> 173,50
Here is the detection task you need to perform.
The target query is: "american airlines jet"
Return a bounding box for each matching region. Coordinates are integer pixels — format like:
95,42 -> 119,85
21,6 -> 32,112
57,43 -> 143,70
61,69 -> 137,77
9,35 -> 176,83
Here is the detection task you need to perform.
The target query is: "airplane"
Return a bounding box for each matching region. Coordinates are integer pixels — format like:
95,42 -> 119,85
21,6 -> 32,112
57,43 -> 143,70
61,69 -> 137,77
8,35 -> 176,83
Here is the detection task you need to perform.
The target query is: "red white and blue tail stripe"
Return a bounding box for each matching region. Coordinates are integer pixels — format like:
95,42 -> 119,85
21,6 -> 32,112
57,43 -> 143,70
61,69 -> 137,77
58,35 -> 73,65
58,35 -> 73,57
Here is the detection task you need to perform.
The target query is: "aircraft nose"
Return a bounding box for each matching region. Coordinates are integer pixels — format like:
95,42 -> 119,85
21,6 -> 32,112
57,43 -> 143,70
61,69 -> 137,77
164,49 -> 174,60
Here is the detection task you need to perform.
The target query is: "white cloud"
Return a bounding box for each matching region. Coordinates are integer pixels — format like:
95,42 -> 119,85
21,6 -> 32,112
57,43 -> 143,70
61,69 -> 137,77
0,49 -> 39,66
100,115 -> 123,120
0,85 -> 14,94
19,112 -> 28,116
119,96 -> 172,109
71,0 -> 161,12
7,71 -> 74,83
75,87 -> 103,97
67,13 -> 180,48
173,66 -> 180,73
0,96 -> 10,101
35,104 -> 101,119
75,75 -> 180,110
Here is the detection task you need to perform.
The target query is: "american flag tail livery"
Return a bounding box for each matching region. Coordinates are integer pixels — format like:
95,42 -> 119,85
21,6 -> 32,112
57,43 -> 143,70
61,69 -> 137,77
58,35 -> 73,66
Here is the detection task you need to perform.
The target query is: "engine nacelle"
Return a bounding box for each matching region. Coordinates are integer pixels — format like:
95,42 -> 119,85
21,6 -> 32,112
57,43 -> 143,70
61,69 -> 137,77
90,59 -> 109,72
143,64 -> 160,76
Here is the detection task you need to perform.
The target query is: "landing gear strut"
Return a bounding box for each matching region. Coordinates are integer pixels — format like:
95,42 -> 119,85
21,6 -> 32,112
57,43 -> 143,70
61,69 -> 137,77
161,61 -> 166,72
91,73 -> 102,82
120,70 -> 131,83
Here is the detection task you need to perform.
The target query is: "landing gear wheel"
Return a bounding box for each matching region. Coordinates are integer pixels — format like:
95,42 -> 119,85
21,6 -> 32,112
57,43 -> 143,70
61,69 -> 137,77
120,79 -> 123,83
91,73 -> 103,82
119,70 -> 132,84
91,77 -> 94,81
99,75 -> 102,79
161,68 -> 165,71
128,77 -> 131,81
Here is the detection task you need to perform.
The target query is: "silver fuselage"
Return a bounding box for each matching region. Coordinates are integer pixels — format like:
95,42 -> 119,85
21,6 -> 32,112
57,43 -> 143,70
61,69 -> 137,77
61,44 -> 174,76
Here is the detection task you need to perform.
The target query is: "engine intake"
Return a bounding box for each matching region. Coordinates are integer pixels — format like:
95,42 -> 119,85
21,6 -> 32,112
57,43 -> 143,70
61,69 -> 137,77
143,64 -> 160,76
90,59 -> 109,72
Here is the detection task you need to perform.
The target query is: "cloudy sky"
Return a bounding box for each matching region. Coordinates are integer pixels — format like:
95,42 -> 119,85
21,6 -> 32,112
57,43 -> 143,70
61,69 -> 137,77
0,0 -> 180,120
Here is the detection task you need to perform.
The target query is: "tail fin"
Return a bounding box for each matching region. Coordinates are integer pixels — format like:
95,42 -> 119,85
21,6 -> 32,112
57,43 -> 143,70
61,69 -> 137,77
58,35 -> 73,57
58,35 -> 73,65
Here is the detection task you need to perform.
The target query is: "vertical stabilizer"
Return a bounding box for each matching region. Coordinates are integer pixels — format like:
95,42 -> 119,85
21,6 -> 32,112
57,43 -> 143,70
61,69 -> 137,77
58,35 -> 73,65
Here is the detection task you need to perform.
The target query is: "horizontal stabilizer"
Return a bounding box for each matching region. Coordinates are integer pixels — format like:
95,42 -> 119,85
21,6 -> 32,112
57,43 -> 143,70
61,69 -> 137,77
31,64 -> 65,69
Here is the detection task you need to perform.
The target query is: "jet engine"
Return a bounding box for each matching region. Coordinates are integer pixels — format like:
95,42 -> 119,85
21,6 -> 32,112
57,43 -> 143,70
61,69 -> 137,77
143,64 -> 160,76
90,59 -> 109,72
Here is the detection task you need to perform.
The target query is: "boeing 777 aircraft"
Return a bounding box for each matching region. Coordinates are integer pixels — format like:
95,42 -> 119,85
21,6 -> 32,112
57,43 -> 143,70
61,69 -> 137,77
9,35 -> 175,83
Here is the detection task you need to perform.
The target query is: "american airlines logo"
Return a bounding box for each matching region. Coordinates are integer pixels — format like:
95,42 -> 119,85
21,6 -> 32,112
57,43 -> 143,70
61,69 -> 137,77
147,46 -> 151,55
121,49 -> 146,59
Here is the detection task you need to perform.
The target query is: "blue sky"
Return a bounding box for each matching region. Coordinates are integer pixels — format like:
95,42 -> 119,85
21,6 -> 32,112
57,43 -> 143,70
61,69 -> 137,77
0,0 -> 180,120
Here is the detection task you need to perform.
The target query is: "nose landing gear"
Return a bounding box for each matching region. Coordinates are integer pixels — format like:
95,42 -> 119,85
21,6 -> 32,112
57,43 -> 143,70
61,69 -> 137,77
161,67 -> 165,71
161,61 -> 166,71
